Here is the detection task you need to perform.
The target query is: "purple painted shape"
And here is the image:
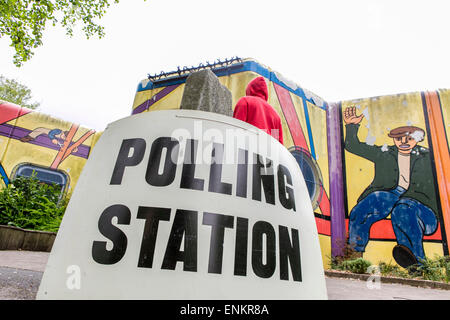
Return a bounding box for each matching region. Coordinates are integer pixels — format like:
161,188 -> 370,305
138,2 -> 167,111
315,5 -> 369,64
326,102 -> 347,257
0,123 -> 90,159
132,100 -> 149,115
0,123 -> 14,137
132,84 -> 180,115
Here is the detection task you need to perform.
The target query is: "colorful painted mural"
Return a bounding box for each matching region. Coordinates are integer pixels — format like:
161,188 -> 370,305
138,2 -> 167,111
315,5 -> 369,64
132,58 -> 333,268
132,59 -> 449,269
1,58 -> 448,271
339,92 -> 449,268
0,100 -> 101,196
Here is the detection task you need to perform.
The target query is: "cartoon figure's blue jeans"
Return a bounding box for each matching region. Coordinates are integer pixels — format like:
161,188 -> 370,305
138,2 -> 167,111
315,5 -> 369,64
348,186 -> 437,262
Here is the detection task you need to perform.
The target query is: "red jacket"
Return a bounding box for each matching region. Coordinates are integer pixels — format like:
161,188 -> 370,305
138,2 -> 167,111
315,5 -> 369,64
233,76 -> 283,144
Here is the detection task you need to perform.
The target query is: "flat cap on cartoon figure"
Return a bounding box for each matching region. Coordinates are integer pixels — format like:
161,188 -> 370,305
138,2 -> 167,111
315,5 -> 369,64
388,126 -> 425,140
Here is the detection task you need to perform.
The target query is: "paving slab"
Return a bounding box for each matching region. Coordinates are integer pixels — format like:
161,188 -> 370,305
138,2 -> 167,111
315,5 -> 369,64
0,250 -> 49,272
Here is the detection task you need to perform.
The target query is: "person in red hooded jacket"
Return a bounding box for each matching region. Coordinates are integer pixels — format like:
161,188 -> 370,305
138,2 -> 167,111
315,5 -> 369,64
233,76 -> 284,144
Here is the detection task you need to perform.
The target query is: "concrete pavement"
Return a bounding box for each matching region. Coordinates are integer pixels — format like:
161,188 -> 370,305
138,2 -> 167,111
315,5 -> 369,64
0,250 -> 449,300
0,250 -> 49,272
326,276 -> 450,300
0,250 -> 49,300
0,267 -> 42,300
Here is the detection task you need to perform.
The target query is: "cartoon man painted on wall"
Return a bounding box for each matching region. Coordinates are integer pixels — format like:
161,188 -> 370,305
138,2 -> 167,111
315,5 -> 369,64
20,127 -> 78,152
20,127 -> 66,145
343,106 -> 439,268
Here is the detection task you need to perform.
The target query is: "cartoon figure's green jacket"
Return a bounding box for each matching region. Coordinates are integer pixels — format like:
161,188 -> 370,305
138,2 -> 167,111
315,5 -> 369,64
345,123 -> 438,217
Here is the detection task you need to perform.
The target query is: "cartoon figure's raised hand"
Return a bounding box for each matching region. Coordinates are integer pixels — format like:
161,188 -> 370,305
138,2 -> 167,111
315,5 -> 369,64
344,106 -> 364,124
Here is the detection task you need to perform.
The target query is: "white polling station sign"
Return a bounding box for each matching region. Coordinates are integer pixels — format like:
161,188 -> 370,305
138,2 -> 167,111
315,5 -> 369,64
37,110 -> 328,299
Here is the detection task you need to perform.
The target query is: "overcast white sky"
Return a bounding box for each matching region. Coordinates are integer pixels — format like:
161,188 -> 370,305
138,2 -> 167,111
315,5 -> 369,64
1,0 -> 449,131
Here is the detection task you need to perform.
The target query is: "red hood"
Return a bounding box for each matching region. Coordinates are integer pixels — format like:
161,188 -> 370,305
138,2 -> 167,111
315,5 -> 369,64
245,76 -> 268,101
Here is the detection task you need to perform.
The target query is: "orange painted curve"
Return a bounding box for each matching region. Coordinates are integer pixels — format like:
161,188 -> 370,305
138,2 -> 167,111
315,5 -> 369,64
424,91 -> 450,249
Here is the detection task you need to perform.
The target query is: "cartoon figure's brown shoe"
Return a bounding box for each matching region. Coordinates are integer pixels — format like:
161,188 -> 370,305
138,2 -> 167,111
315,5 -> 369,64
20,135 -> 34,142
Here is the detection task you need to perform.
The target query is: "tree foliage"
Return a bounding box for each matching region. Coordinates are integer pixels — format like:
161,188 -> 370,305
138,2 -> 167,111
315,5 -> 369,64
0,0 -> 121,67
0,75 -> 40,109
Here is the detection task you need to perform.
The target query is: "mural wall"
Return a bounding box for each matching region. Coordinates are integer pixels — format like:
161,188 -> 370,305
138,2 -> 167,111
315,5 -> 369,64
132,58 -> 333,268
339,91 -> 449,268
0,101 -> 101,196
1,58 -> 448,270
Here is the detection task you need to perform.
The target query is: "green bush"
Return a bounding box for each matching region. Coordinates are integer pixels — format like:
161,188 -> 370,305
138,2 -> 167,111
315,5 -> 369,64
330,253 -> 450,283
334,258 -> 372,274
0,175 -> 67,232
417,256 -> 450,283
378,261 -> 409,278
377,256 -> 450,282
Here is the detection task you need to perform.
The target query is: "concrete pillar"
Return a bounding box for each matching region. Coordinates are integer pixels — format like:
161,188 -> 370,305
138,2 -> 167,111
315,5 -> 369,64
180,69 -> 233,117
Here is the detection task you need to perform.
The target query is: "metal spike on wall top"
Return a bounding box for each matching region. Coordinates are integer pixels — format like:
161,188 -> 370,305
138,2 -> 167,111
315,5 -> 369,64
147,57 -> 242,81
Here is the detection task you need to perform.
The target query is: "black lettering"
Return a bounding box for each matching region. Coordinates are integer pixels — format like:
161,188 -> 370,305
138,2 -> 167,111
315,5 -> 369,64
252,221 -> 276,278
234,217 -> 248,276
180,139 -> 204,191
162,209 -> 198,272
92,204 -> 131,265
236,149 -> 248,198
277,164 -> 296,212
279,226 -> 302,281
136,206 -> 171,268
110,138 -> 146,185
208,143 -> 232,195
252,154 -> 275,205
145,137 -> 179,187
202,212 -> 234,274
